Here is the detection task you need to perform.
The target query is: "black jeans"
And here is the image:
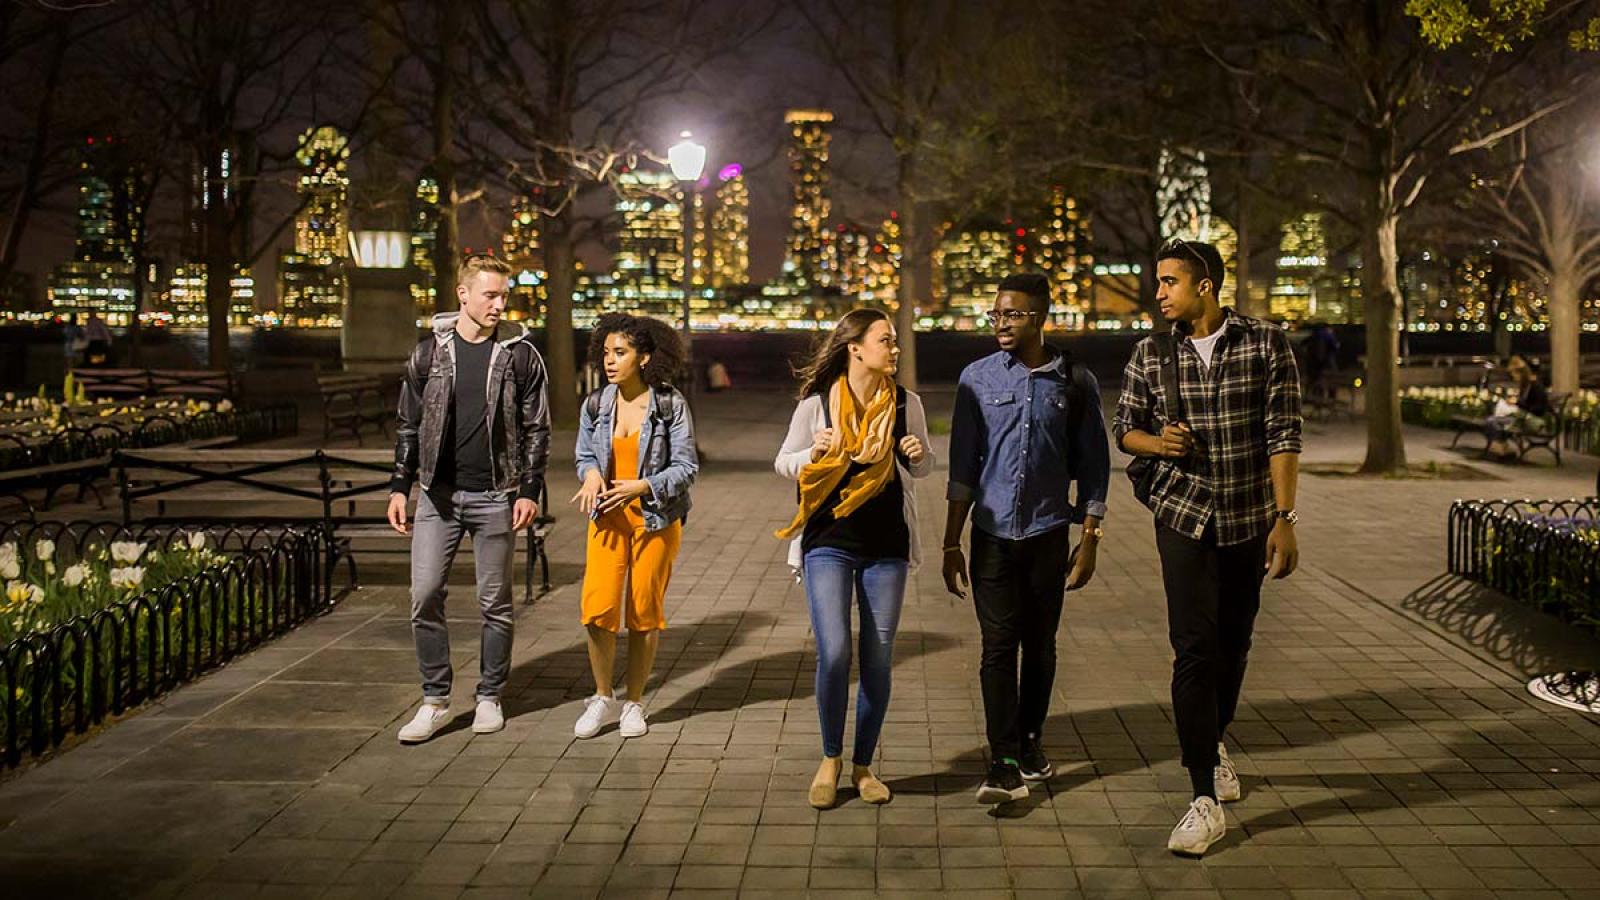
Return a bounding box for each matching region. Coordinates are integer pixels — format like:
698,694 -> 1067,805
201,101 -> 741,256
1155,520 -> 1268,772
970,524 -> 1073,761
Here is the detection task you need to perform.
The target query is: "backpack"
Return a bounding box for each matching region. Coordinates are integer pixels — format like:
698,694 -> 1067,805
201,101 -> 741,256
584,385 -> 673,425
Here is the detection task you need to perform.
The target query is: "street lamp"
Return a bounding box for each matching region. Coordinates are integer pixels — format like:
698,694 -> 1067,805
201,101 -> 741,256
669,131 -> 706,388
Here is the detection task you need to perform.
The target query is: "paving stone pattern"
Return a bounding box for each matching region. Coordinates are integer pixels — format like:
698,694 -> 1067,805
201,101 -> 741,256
1,390 -> 1599,898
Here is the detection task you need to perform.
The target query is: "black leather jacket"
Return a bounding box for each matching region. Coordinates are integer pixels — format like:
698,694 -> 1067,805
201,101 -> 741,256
390,313 -> 551,502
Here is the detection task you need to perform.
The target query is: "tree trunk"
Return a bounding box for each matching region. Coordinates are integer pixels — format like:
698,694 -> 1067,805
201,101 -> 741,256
895,174 -> 922,391
1234,202 -> 1253,315
1359,205 -> 1406,473
0,19 -> 68,288
543,207 -> 578,427
1548,266 -> 1580,395
430,0 -> 460,315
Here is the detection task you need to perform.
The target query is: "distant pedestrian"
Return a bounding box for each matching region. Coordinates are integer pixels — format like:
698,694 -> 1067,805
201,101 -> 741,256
775,308 -> 934,809
62,314 -> 85,369
388,253 -> 551,744
942,272 -> 1110,807
1113,238 -> 1302,857
83,312 -> 113,367
706,358 -> 732,393
571,313 -> 698,741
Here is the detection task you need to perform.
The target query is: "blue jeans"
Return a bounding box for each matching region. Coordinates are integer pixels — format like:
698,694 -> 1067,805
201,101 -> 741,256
802,548 -> 908,766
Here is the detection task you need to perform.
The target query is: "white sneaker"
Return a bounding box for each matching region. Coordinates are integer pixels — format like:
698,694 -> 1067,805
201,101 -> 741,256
619,700 -> 648,738
1168,796 -> 1226,856
472,698 -> 504,735
1215,742 -> 1240,802
398,701 -> 451,744
574,694 -> 621,739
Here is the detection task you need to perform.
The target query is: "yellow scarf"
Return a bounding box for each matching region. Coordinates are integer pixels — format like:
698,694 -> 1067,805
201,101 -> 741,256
776,374 -> 898,540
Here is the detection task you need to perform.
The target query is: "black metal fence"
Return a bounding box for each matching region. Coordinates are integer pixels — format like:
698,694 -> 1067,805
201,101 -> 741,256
0,403 -> 299,474
1448,498 -> 1600,628
0,521 -> 343,767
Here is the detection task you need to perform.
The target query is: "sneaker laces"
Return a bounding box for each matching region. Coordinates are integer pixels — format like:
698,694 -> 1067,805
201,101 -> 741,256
1180,799 -> 1210,831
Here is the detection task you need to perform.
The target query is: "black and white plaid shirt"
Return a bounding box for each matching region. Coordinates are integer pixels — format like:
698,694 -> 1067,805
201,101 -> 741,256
1112,309 -> 1303,546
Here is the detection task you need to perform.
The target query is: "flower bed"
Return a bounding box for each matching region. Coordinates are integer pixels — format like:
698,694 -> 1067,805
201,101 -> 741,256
1448,498 -> 1600,629
0,521 -> 340,766
1401,386 -> 1600,456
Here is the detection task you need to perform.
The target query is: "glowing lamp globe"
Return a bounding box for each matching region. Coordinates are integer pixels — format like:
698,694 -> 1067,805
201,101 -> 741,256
668,131 -> 707,182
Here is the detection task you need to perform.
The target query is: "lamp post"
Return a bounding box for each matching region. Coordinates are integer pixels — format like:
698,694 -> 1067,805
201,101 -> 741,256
668,131 -> 706,388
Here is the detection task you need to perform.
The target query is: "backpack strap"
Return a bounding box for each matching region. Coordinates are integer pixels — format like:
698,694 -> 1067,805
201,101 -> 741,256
893,385 -> 908,441
1155,332 -> 1183,424
584,387 -> 603,423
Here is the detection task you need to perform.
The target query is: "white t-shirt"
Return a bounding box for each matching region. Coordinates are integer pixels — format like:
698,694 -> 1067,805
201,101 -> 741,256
1189,329 -> 1225,372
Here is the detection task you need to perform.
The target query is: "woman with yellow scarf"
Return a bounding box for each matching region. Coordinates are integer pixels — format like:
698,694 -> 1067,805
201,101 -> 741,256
774,309 -> 935,809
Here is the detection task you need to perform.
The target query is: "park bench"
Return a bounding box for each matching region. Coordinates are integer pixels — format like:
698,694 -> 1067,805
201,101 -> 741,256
1449,391 -> 1572,464
317,373 -> 392,445
113,448 -> 554,601
74,368 -> 235,401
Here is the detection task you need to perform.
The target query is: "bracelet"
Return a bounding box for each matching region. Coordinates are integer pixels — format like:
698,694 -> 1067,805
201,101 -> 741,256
942,544 -> 962,553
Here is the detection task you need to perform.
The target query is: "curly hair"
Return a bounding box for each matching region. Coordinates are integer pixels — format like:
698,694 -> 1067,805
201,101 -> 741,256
588,312 -> 686,388
792,307 -> 891,399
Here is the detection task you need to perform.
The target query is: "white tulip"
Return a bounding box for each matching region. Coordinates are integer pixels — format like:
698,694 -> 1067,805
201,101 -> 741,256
187,531 -> 207,552
109,566 -> 146,590
110,541 -> 147,564
62,563 -> 88,587
34,539 -> 54,561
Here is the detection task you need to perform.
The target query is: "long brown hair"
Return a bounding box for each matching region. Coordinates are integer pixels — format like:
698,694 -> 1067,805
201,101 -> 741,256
793,308 -> 891,399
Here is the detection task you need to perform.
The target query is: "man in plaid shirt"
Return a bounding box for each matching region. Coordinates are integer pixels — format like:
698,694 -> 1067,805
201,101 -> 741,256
1113,239 -> 1302,856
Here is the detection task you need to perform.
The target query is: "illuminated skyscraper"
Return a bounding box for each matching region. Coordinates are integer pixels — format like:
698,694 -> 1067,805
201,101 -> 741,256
690,187 -> 710,288
938,223 -> 1012,317
277,126 -> 350,326
1209,218 -> 1239,309
166,263 -> 256,327
710,164 -> 750,287
1157,146 -> 1211,242
872,213 -> 902,308
612,167 -> 686,318
410,173 -> 440,319
501,192 -> 547,322
1031,187 -> 1094,326
49,136 -> 143,324
1272,212 -> 1327,322
782,110 -> 834,288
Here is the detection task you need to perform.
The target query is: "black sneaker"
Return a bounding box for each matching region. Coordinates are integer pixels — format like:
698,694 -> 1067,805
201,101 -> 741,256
975,759 -> 1030,804
1019,738 -> 1053,782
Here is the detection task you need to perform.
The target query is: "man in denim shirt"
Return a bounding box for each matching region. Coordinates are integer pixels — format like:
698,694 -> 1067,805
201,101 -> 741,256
943,272 -> 1111,804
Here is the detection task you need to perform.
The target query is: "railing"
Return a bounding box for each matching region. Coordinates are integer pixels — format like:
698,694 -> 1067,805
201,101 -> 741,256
1447,498 -> 1600,629
0,521 -> 343,767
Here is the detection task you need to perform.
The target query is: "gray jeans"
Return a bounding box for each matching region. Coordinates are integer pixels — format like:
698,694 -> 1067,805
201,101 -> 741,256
411,487 -> 516,701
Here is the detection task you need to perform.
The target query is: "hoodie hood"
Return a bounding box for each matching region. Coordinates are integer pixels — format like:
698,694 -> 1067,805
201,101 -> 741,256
430,311 -> 532,346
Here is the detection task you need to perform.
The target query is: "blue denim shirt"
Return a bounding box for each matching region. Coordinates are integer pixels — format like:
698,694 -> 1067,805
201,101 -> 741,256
947,349 -> 1111,540
575,384 -> 698,531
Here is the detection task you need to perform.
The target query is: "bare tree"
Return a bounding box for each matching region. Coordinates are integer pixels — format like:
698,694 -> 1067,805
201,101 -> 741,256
1466,106 -> 1600,394
113,0 -> 353,370
1200,0 -> 1599,473
462,0 -> 770,425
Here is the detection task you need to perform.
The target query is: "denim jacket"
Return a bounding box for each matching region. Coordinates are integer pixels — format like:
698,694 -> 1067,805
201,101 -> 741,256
575,383 -> 698,531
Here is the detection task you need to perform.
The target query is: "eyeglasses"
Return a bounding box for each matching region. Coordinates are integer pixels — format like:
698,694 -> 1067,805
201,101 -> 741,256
984,310 -> 1044,326
1162,238 -> 1212,284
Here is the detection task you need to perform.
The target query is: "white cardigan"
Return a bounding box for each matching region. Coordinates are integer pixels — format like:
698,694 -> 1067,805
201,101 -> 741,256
774,390 -> 936,573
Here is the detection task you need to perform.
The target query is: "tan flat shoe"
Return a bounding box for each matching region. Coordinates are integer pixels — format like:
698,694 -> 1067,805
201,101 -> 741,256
809,757 -> 841,809
853,765 -> 890,804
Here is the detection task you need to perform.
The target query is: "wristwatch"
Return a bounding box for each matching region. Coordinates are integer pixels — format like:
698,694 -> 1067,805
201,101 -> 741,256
1082,525 -> 1105,540
1275,509 -> 1299,525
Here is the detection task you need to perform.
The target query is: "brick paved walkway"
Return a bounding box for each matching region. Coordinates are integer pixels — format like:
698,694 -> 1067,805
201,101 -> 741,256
2,390 -> 1599,898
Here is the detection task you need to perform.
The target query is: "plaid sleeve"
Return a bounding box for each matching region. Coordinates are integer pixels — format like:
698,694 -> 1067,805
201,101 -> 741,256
1264,325 -> 1303,456
1111,338 -> 1153,453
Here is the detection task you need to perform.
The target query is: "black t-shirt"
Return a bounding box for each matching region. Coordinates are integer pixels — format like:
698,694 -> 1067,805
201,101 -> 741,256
440,335 -> 494,491
802,462 -> 909,560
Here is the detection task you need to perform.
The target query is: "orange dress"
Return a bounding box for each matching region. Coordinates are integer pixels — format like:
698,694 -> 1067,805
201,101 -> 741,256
579,432 -> 682,632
